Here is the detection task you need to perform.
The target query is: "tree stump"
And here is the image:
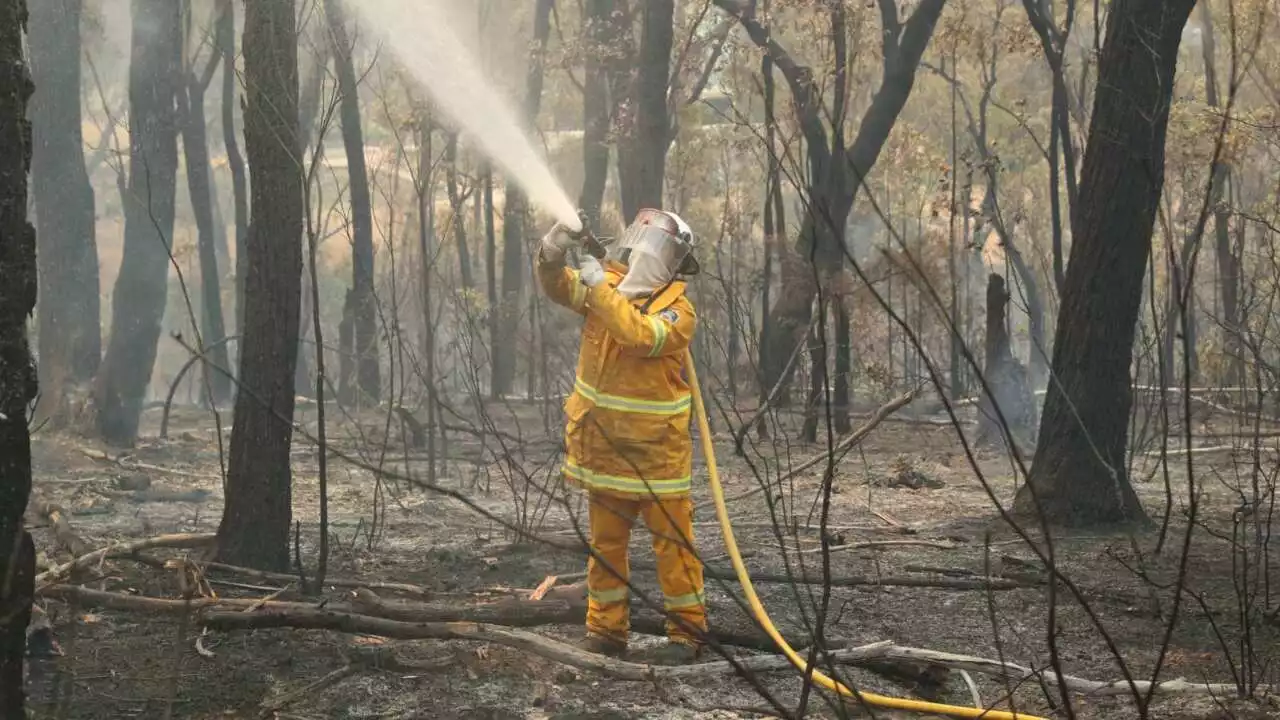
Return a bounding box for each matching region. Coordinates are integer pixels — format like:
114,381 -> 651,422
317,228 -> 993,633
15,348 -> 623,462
976,274 -> 1036,450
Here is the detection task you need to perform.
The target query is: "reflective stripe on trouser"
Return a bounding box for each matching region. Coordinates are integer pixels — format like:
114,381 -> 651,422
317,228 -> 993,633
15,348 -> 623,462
585,492 -> 706,645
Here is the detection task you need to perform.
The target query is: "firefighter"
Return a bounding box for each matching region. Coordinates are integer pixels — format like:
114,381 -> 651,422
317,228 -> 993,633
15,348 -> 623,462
537,209 -> 706,664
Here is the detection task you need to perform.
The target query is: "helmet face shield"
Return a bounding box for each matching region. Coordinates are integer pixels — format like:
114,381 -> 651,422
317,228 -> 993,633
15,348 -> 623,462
609,209 -> 698,278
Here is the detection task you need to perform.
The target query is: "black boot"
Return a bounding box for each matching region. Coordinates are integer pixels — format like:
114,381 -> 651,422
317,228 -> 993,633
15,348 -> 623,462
577,632 -> 627,658
650,640 -> 701,666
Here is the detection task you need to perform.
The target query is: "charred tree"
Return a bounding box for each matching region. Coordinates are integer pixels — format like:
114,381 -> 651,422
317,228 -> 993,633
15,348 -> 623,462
324,0 -> 379,405
178,45 -> 233,406
219,1 -> 249,344
714,0 -> 944,401
493,0 -> 553,398
217,0 -> 303,570
29,0 -> 101,424
1017,0 -> 1197,526
975,274 -> 1034,449
94,0 -> 182,446
0,0 -> 37,710
618,0 -> 673,220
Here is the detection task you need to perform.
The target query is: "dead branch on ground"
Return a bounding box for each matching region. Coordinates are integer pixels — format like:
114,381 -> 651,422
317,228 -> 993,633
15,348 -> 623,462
35,533 -> 216,587
203,605 -> 894,681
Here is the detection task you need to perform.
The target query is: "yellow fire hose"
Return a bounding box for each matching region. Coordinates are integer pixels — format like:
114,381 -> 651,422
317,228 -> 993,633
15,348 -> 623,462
685,351 -> 1046,720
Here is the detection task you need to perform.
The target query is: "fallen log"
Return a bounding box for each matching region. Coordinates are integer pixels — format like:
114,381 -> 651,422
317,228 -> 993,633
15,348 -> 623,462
201,605 -> 894,682
351,588 -> 808,652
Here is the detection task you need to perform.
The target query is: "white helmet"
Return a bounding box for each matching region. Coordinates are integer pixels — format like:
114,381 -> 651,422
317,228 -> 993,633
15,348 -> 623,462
609,208 -> 700,278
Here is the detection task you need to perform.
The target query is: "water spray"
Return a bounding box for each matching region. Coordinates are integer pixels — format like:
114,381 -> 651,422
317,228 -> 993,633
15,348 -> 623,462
342,0 -> 582,232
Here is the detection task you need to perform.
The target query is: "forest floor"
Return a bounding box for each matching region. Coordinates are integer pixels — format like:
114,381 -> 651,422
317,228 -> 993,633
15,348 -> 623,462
21,393 -> 1280,720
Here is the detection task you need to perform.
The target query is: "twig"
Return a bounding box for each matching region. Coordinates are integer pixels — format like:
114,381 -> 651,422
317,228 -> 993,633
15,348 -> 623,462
202,560 -> 433,598
35,533 -> 216,587
259,665 -> 359,715
878,644 -> 1264,696
76,446 -> 221,481
700,389 -> 919,511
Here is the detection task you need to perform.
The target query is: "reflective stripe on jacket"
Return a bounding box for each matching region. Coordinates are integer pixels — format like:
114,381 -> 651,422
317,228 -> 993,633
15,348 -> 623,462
537,251 -> 696,498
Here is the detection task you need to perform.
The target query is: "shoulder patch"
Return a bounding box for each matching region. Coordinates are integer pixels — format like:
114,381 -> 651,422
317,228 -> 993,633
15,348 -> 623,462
658,308 -> 680,324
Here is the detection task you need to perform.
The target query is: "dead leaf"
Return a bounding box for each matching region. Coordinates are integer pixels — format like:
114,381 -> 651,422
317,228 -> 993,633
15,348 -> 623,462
79,613 -> 102,624
353,635 -> 386,646
529,575 -> 558,601
475,645 -> 489,660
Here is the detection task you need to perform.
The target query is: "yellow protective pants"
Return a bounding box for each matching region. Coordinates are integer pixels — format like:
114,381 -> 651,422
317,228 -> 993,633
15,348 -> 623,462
585,492 -> 707,646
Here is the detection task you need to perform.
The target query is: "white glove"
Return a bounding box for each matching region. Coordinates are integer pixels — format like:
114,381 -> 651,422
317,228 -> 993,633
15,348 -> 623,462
539,222 -> 578,262
578,256 -> 606,288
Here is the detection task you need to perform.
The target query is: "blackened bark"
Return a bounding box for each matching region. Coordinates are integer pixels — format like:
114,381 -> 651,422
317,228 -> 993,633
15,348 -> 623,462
579,0 -> 616,226
324,0 -> 379,404
975,274 -> 1034,448
1018,0 -> 1197,526
833,298 -> 852,434
219,2 -> 249,342
95,0 -> 182,446
179,63 -> 233,406
217,0 -> 302,570
0,2 -> 37,710
29,0 -> 101,420
618,0 -> 673,220
493,0 -> 553,398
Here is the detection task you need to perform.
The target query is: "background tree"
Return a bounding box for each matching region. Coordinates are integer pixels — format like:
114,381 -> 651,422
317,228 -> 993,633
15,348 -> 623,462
324,0 -> 380,405
178,3 -> 233,406
92,0 -> 182,445
28,0 -> 101,425
492,0 -> 554,398
1017,0 -> 1199,525
216,0 -> 303,570
618,0 -> 674,220
0,0 -> 37,709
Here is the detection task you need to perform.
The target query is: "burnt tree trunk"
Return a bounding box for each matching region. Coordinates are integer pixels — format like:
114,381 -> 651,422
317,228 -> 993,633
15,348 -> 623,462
493,0 -> 553,398
217,0 -> 303,571
975,274 -> 1034,449
179,59 -> 233,407
1017,0 -> 1197,526
325,0 -> 380,405
0,3 -> 37,710
95,0 -> 182,446
220,1 -> 249,346
618,0 -> 673,220
29,0 -> 101,424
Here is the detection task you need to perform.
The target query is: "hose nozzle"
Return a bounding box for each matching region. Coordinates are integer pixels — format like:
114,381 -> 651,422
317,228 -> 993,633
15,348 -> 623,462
570,208 -> 607,259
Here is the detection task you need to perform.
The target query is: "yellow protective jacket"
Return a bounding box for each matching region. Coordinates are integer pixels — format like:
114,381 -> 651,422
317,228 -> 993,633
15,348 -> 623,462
538,252 -> 696,498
